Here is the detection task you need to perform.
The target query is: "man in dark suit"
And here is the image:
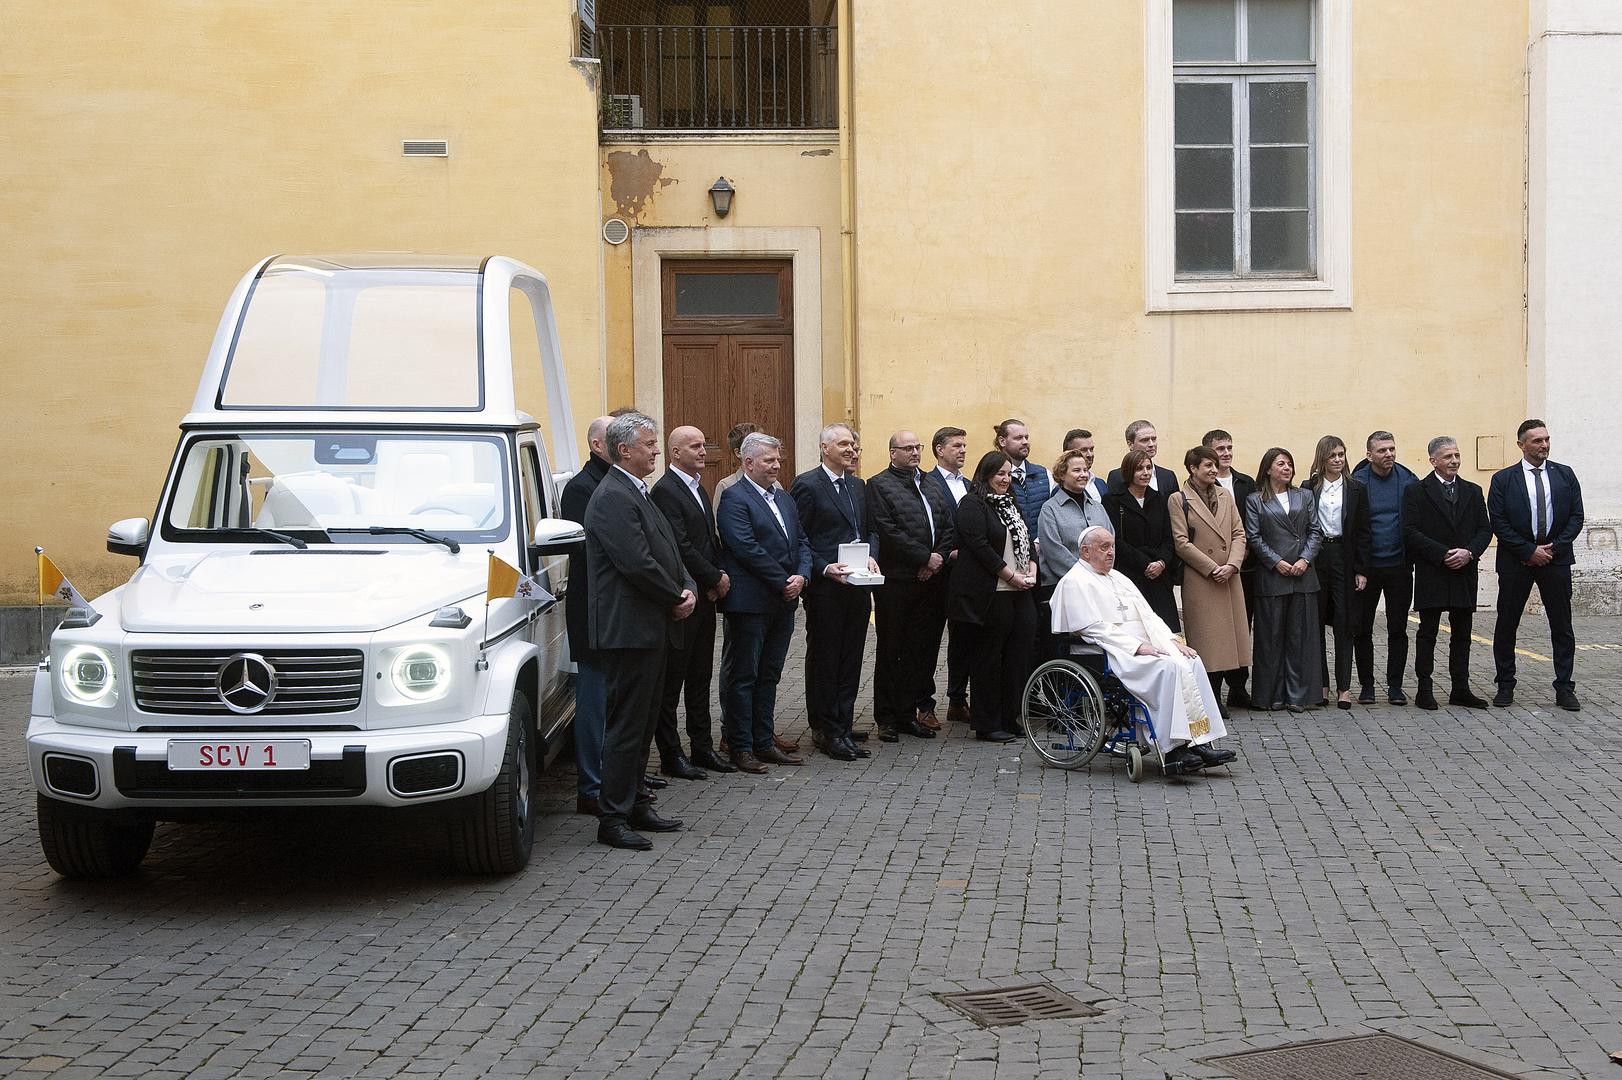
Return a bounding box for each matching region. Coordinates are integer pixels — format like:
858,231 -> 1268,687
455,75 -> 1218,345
560,415 -> 613,817
585,412 -> 697,850
1203,428 -> 1259,708
920,426 -> 971,727
650,425 -> 733,777
1402,436 -> 1492,711
790,423 -> 878,762
1106,420 -> 1179,494
1488,419 -> 1584,711
716,432 -> 813,773
868,430 -> 956,742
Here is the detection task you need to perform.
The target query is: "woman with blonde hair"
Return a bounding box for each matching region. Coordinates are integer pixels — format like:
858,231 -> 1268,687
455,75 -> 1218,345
1305,435 -> 1372,709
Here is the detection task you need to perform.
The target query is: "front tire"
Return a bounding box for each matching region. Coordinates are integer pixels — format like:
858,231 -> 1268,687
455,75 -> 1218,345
448,694 -> 535,874
37,795 -> 154,879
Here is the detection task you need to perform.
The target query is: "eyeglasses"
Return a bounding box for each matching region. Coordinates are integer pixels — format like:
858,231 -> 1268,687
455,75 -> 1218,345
892,444 -> 923,453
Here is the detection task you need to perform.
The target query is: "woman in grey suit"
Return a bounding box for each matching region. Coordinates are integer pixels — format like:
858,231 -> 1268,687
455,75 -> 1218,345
1244,447 -> 1325,712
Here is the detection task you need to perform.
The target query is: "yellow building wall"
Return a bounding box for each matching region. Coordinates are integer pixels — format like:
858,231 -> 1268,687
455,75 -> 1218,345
0,2 -> 606,603
597,139 -> 843,423
851,0 -> 1530,485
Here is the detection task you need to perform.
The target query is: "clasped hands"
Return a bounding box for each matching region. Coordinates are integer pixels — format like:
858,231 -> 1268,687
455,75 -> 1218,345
1274,558 -> 1311,578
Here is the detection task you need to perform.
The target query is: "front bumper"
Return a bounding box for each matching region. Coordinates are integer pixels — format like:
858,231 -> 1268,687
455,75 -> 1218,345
26,710 -> 511,810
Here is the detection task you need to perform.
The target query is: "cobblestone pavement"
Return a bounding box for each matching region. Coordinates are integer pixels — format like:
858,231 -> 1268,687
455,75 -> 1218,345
2,613 -> 1621,1079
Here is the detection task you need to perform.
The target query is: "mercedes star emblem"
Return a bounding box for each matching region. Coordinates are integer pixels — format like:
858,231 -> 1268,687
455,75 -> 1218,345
216,653 -> 278,714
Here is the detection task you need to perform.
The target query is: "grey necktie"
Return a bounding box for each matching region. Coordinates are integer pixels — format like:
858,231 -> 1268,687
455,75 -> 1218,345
1443,481 -> 1456,504
1533,467 -> 1548,542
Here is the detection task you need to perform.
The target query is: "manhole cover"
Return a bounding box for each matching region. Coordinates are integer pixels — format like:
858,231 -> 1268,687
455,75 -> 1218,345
936,983 -> 1102,1027
1206,1033 -> 1523,1079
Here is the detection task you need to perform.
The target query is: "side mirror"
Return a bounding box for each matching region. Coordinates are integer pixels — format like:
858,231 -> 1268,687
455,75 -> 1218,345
108,517 -> 150,557
531,518 -> 585,556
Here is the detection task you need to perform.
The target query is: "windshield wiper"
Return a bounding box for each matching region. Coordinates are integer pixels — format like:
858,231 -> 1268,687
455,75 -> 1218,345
331,526 -> 461,553
228,527 -> 309,550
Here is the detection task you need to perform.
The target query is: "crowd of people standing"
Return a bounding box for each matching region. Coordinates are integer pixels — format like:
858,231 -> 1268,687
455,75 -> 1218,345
565,409 -> 1585,851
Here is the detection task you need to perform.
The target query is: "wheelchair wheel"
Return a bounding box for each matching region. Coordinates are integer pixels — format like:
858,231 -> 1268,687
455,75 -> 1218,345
1022,660 -> 1109,769
1126,746 -> 1145,783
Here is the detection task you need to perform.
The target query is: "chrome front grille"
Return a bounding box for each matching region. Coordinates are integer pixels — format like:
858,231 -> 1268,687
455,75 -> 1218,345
130,650 -> 365,715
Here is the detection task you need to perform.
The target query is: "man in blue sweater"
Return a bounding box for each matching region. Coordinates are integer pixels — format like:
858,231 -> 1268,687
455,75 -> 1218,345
997,418 -> 1051,535
1350,431 -> 1420,704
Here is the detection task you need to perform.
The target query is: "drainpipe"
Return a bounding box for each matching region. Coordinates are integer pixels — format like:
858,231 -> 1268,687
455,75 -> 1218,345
836,0 -> 857,428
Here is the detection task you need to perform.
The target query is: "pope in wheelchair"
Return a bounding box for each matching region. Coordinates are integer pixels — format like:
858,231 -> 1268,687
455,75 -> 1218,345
1047,526 -> 1236,774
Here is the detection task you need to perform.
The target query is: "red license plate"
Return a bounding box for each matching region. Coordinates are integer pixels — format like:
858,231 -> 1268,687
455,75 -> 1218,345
166,740 -> 311,771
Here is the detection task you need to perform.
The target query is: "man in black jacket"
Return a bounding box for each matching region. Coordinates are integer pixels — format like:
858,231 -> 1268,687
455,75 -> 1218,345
650,425 -> 733,777
560,415 -> 613,817
1487,419 -> 1584,710
791,423 -> 878,761
585,412 -> 696,850
1402,436 -> 1492,711
867,430 -> 956,742
1203,428 -> 1259,708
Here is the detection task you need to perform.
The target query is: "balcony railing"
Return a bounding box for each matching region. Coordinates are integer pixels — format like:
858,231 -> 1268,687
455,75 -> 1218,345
597,25 -> 837,131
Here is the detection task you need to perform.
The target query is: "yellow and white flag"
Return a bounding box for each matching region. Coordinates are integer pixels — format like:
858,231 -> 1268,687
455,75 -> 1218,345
36,548 -> 92,608
486,554 -> 556,605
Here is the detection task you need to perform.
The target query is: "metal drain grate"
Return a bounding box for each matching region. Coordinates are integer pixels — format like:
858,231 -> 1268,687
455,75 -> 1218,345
936,983 -> 1102,1027
1207,1034 -> 1523,1079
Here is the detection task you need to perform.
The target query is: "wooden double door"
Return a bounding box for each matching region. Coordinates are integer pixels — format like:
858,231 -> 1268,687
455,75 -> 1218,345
661,259 -> 794,494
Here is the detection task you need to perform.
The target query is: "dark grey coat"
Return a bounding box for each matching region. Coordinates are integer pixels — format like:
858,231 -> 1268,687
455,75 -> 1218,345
585,467 -> 695,652
1244,487 -> 1324,597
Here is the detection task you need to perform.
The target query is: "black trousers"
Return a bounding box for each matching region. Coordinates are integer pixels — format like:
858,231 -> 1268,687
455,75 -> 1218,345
962,591 -> 1035,734
655,598 -> 716,762
1317,541 -> 1355,694
600,646 -> 666,829
1493,563 -> 1575,690
873,575 -> 947,729
1414,608 -> 1472,690
804,577 -> 871,739
914,567 -> 953,711
1355,563 -> 1412,691
1223,571 -> 1258,694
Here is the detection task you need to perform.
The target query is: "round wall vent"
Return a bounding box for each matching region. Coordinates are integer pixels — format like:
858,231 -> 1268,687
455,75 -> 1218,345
602,218 -> 630,245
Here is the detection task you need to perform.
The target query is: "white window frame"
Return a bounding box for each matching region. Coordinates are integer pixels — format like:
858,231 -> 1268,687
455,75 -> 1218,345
1146,0 -> 1351,312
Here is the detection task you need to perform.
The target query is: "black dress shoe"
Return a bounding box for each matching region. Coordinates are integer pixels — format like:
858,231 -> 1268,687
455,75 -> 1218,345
1414,689 -> 1439,711
877,726 -> 899,743
1226,688 -> 1252,709
1556,689 -> 1581,712
628,808 -> 683,832
691,746 -> 737,773
597,823 -> 653,850
1163,746 -> 1207,773
637,785 -> 658,802
975,730 -> 1017,743
1189,743 -> 1237,766
660,754 -> 708,781
822,739 -> 858,761
1449,688 -> 1490,709
897,718 -> 938,739
842,737 -> 870,758
1492,687 -> 1514,707
1357,687 -> 1377,705
850,729 -> 870,742
1388,686 -> 1409,706
642,773 -> 670,790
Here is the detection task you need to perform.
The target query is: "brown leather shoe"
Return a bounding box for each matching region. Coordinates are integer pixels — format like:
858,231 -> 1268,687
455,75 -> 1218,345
576,795 -> 600,816
731,751 -> 769,774
756,744 -> 805,766
916,708 -> 941,731
945,703 -> 970,725
772,733 -> 801,753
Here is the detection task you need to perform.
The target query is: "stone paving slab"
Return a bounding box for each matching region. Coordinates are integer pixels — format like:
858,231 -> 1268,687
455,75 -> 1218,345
0,613 -> 1619,1078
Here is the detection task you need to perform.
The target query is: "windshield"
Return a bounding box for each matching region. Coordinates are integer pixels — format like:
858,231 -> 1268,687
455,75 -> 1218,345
218,256 -> 484,411
161,432 -> 511,545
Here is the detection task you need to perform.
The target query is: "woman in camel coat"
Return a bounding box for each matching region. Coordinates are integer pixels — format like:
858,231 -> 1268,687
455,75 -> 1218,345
1168,445 -> 1251,709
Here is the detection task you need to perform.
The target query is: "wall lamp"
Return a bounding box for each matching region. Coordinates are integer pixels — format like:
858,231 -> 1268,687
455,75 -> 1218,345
708,176 -> 735,218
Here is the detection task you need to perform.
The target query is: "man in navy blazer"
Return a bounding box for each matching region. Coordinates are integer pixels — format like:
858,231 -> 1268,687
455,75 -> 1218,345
791,423 -> 879,762
717,432 -> 813,773
996,418 -> 1051,534
1488,419 -> 1584,710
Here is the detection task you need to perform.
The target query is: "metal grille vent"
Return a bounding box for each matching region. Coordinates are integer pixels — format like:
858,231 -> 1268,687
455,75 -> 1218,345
131,650 -> 365,716
1206,1034 -> 1523,1080
936,984 -> 1101,1028
602,218 -> 630,245
402,139 -> 449,157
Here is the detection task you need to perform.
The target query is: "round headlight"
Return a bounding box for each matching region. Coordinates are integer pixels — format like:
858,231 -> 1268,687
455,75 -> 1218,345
391,645 -> 452,701
61,645 -> 116,705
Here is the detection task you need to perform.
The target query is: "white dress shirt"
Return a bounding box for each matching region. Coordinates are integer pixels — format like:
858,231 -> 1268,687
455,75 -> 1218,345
1316,477 -> 1344,537
913,470 -> 936,544
934,465 -> 969,505
613,464 -> 650,499
1522,458 -> 1552,539
748,475 -> 787,536
669,465 -> 706,512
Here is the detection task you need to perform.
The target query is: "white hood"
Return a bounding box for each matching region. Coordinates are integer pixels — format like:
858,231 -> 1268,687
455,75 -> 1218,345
120,548 -> 485,633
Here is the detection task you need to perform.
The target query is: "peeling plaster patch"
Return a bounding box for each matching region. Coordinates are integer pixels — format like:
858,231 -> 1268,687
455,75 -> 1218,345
800,148 -> 833,157
606,148 -> 676,221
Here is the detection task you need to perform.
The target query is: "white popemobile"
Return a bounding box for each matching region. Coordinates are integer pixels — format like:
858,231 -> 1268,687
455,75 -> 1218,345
26,255 -> 587,878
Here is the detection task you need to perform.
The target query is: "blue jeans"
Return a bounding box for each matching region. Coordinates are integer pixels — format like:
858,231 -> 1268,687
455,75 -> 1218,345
722,607 -> 796,754
573,659 -> 607,799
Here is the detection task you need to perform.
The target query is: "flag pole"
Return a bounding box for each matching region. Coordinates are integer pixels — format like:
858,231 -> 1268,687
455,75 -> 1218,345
479,549 -> 493,671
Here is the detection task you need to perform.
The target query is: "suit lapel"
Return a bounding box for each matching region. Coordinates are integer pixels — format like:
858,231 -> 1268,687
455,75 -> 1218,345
826,470 -> 859,533
1183,485 -> 1221,535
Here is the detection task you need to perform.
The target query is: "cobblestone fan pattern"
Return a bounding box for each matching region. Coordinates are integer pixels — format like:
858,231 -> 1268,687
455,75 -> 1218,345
1,616 -> 1619,1079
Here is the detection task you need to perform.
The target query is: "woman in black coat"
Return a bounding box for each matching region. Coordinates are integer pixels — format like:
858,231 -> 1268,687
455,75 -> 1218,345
1305,435 -> 1372,709
947,451 -> 1037,743
1103,448 -> 1181,632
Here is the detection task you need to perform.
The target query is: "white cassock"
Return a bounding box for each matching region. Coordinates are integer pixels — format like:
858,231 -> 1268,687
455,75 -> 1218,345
1049,563 -> 1228,752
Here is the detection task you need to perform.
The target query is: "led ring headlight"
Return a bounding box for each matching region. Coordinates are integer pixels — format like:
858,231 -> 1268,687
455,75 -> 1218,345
391,645 -> 452,701
61,645 -> 116,705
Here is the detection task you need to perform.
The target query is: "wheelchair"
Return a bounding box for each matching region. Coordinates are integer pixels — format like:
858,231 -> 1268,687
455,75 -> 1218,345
1021,640 -> 1201,782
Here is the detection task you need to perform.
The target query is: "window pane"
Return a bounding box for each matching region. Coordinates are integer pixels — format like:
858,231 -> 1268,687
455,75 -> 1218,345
1173,0 -> 1236,61
1250,146 -> 1309,208
1249,81 -> 1309,144
1251,211 -> 1311,272
1176,148 -> 1234,209
1175,82 -> 1233,145
1247,0 -> 1312,61
673,272 -> 779,317
1176,212 -> 1236,273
